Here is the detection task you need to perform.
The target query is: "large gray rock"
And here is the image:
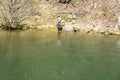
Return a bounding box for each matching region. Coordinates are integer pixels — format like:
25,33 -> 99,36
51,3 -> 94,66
63,22 -> 73,31
115,16 -> 120,30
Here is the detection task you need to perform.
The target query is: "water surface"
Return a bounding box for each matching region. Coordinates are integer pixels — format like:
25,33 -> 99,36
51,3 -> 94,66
0,29 -> 120,80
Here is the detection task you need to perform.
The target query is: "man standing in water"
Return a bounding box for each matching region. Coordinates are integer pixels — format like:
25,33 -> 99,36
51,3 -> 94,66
56,16 -> 65,33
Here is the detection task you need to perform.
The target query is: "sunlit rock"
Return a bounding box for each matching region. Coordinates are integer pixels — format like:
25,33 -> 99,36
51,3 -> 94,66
115,16 -> 120,31
67,13 -> 76,19
63,20 -> 80,32
35,15 -> 40,19
63,22 -> 73,31
73,23 -> 80,31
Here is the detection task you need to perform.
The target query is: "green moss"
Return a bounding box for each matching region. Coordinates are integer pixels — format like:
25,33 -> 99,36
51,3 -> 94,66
19,24 -> 26,29
30,0 -> 38,3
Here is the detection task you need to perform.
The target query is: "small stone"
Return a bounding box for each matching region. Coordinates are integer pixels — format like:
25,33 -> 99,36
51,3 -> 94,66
67,13 -> 76,19
35,15 -> 40,19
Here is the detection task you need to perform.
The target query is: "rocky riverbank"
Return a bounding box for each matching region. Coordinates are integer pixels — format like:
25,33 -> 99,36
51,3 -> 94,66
21,13 -> 120,35
19,0 -> 120,35
21,19 -> 120,35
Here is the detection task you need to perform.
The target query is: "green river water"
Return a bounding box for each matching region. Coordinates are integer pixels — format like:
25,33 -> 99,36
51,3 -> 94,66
0,29 -> 120,80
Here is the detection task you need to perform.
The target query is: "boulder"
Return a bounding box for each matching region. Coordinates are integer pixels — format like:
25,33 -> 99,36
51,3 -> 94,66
63,22 -> 74,31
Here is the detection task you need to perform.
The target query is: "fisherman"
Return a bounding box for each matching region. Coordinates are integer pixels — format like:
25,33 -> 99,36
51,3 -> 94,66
56,16 -> 65,32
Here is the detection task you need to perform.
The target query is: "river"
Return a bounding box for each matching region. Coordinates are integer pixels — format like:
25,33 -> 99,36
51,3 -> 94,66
0,29 -> 120,80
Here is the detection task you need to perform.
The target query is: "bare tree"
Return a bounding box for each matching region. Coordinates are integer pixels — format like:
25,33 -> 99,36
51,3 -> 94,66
1,0 -> 31,29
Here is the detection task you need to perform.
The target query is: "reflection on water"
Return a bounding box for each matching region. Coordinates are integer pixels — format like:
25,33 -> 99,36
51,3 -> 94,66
56,33 -> 62,46
57,39 -> 62,46
0,30 -> 120,80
